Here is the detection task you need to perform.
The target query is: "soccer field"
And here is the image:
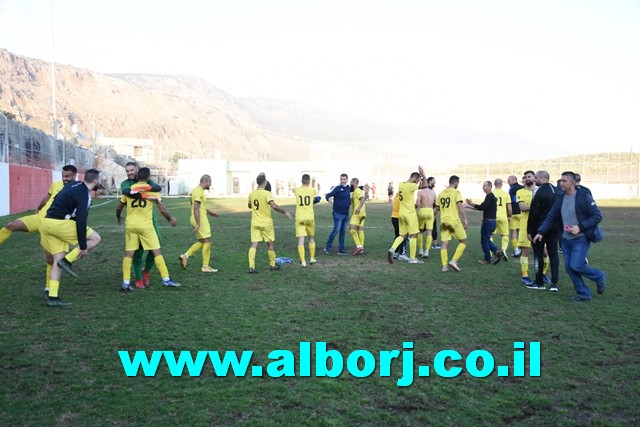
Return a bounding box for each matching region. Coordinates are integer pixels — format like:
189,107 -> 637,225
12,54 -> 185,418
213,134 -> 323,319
1,198 -> 639,425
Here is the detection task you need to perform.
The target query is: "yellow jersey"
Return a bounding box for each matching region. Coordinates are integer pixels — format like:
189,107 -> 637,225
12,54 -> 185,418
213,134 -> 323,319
351,187 -> 366,217
120,186 -> 160,228
294,185 -> 316,221
190,186 -> 208,218
493,188 -> 510,220
391,193 -> 400,218
249,188 -> 274,226
436,187 -> 463,221
516,187 -> 533,226
38,181 -> 64,218
398,182 -> 419,215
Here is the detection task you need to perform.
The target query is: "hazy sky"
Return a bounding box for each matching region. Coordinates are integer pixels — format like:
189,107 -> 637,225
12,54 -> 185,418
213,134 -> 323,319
1,0 -> 639,155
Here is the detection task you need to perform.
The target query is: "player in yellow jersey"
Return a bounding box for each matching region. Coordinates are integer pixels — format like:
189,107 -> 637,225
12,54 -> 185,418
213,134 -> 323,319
507,175 -> 524,257
294,174 -> 320,267
119,162 -> 163,288
248,173 -> 292,273
387,165 -> 426,264
178,175 -> 220,273
349,177 -> 367,255
435,175 -> 468,272
416,184 -> 436,258
492,178 -> 512,261
516,170 -> 537,286
0,165 -> 77,300
389,192 -> 410,261
116,167 -> 180,291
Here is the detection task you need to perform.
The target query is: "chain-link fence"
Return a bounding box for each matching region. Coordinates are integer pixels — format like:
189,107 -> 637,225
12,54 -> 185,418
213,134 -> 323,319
450,150 -> 640,199
0,114 -> 94,171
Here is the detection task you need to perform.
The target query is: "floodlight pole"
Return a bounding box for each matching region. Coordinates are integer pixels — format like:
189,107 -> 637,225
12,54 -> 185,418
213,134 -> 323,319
51,0 -> 64,165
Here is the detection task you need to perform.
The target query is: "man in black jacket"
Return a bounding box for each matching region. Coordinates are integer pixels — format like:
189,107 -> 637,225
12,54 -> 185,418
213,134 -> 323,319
42,169 -> 103,307
466,181 -> 503,265
527,171 -> 560,291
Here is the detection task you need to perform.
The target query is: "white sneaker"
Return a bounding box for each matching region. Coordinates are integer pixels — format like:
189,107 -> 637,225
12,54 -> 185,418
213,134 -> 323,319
398,254 -> 411,262
421,252 -> 429,258
408,258 -> 424,264
418,249 -> 424,257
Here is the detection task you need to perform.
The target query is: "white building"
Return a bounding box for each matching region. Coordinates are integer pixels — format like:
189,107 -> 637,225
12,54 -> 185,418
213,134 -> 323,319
176,159 -> 374,197
97,137 -> 155,164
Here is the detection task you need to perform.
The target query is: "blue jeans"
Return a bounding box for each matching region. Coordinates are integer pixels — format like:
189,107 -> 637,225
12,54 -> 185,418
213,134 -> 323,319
480,219 -> 498,262
326,212 -> 349,253
561,235 -> 605,300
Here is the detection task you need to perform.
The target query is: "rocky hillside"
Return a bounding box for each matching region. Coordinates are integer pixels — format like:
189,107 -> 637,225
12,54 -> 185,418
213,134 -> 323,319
0,49 -> 316,162
0,48 -> 541,172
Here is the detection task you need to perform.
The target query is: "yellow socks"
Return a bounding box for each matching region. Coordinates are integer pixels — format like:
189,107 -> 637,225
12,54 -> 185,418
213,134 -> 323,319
511,239 -> 519,251
543,256 -> 549,274
202,242 -> 211,267
350,229 -> 361,247
186,242 -> 203,257
154,255 -> 170,280
441,249 -> 449,267
426,235 -> 433,253
409,238 -> 417,259
0,227 -> 12,244
66,247 -> 80,263
298,245 -> 305,263
122,257 -> 132,282
358,230 -> 365,247
309,242 -> 316,259
501,236 -> 508,251
248,247 -> 257,269
268,250 -> 276,267
417,234 -> 424,252
49,280 -> 60,298
391,236 -> 404,251
453,243 -> 466,262
45,263 -> 52,290
520,255 -> 529,277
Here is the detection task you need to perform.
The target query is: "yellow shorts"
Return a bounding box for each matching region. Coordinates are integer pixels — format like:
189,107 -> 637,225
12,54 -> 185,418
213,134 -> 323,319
417,208 -> 434,230
440,219 -> 467,241
251,223 -> 275,242
518,227 -> 531,248
295,218 -> 315,238
509,214 -> 521,231
125,225 -> 161,251
399,213 -> 419,236
40,233 -> 69,254
495,217 -> 509,236
42,218 -> 94,254
20,214 -> 42,233
190,215 -> 211,240
349,214 -> 365,227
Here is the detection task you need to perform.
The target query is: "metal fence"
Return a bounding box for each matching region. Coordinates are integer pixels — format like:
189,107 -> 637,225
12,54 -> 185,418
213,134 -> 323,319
0,114 -> 94,171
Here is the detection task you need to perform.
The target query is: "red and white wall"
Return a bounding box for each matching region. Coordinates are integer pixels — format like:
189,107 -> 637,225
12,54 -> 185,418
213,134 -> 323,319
0,164 -> 62,216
